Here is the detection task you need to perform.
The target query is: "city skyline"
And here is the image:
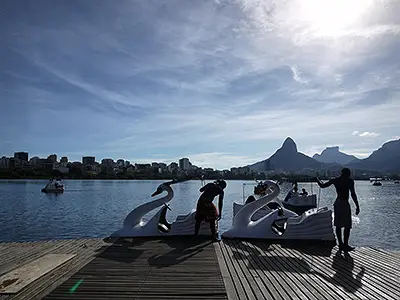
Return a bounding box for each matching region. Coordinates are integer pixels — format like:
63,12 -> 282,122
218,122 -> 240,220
2,1 -> 400,170
2,133 -> 399,170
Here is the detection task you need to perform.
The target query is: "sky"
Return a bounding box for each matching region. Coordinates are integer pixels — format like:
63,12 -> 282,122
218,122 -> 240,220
1,0 -> 399,169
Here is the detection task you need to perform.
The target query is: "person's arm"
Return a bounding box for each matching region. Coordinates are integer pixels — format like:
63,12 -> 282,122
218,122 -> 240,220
350,180 -> 360,215
217,190 -> 224,220
315,177 -> 334,188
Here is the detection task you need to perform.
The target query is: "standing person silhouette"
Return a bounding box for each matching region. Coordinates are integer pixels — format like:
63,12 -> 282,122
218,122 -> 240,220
194,179 -> 226,241
315,168 -> 360,252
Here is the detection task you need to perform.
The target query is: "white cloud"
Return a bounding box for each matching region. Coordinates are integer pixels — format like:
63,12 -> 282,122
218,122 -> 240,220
290,65 -> 308,84
2,0 -> 400,169
359,132 -> 380,137
352,131 -> 380,137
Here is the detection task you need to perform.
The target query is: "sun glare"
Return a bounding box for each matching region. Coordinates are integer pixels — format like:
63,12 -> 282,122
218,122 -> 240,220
299,0 -> 375,36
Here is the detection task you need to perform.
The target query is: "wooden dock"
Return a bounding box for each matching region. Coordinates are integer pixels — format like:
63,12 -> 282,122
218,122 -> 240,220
0,237 -> 399,299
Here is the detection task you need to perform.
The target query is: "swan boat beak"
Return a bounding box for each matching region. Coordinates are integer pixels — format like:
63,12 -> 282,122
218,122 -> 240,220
151,187 -> 163,197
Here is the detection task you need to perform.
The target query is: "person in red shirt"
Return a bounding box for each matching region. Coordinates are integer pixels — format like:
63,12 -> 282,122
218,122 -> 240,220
194,179 -> 226,241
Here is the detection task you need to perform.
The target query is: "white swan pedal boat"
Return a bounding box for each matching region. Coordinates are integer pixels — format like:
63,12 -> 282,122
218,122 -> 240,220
222,180 -> 335,242
110,179 -> 217,238
41,179 -> 64,193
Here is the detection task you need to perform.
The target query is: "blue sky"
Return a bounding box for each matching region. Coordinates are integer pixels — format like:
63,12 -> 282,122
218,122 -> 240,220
1,0 -> 399,169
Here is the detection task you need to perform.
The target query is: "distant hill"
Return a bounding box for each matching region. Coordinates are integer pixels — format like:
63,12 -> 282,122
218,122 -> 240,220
346,139 -> 400,173
249,137 -> 322,172
313,146 -> 360,165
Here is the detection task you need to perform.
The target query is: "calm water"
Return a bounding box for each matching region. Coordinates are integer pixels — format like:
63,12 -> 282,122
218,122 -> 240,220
0,179 -> 399,250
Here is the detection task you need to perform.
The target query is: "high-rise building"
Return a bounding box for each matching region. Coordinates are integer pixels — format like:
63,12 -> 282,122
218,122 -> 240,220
179,158 -> 191,171
82,156 -> 95,165
101,158 -> 114,166
14,152 -> 28,161
0,156 -> 9,169
47,154 -> 57,163
30,157 -> 43,166
168,162 -> 179,172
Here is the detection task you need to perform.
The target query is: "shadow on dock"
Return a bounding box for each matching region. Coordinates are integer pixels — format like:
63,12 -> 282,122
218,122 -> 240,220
313,251 -> 365,293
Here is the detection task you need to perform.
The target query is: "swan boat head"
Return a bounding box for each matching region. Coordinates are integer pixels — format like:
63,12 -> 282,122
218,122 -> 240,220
109,178 -> 192,238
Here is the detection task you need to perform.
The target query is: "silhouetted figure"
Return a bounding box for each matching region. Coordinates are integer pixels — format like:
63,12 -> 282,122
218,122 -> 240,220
194,179 -> 226,241
315,168 -> 360,252
293,182 -> 299,193
300,188 -> 308,196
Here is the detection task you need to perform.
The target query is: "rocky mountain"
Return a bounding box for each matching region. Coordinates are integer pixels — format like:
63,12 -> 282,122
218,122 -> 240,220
249,137 -> 323,172
313,146 -> 360,165
346,139 -> 400,172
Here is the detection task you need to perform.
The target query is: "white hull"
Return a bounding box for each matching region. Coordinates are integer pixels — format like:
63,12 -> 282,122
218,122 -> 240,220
111,208 -> 215,237
235,194 -> 317,220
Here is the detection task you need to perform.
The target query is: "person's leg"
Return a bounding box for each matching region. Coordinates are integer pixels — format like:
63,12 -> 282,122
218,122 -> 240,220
343,202 -> 354,251
209,219 -> 216,237
344,227 -> 355,251
195,219 -> 201,235
336,227 -> 343,249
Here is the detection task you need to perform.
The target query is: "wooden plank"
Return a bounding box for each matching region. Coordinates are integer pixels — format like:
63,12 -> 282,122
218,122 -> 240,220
1,237 -> 399,300
262,243 -> 331,300
293,247 -> 388,300
276,245 -> 350,300
0,240 -> 65,276
6,239 -> 106,300
313,248 -> 398,300
219,241 -> 249,300
214,242 -> 239,300
238,241 -> 286,300
237,241 -> 289,300
42,237 -> 228,300
224,240 -> 258,300
255,241 -> 318,300
318,250 -> 400,300
231,240 -> 274,300
289,248 -> 364,300
0,254 -> 76,294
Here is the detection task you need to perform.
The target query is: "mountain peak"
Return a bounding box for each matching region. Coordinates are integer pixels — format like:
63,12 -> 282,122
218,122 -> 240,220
325,146 -> 340,152
282,137 -> 297,152
313,146 -> 359,165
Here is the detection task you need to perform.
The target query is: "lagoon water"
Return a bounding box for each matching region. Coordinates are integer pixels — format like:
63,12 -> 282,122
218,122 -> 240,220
0,179 -> 399,251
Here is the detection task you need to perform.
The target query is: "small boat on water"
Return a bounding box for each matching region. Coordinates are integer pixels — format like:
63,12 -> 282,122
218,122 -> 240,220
372,180 -> 382,186
41,178 -> 64,193
242,180 -> 317,216
394,180 -> 400,184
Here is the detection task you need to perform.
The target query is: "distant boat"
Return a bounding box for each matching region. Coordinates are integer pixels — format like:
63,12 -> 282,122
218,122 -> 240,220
394,180 -> 400,184
372,180 -> 382,186
41,178 -> 64,193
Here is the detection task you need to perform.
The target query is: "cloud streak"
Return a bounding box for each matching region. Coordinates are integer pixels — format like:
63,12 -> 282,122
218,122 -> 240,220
352,131 -> 381,137
1,0 -> 399,168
